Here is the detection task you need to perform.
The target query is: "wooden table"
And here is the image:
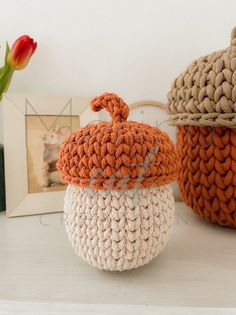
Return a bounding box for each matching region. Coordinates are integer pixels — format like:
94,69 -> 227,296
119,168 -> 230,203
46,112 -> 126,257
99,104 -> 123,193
0,203 -> 236,314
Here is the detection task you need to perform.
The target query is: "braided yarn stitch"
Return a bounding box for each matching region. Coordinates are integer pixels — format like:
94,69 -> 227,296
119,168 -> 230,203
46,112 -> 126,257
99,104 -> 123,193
58,93 -> 177,270
64,184 -> 175,271
167,27 -> 236,228
57,93 -> 177,190
177,126 -> 236,227
168,27 -> 236,128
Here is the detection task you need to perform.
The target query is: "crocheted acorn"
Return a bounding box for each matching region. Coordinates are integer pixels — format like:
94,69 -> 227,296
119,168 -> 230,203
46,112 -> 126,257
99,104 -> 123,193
167,27 -> 236,228
57,93 -> 177,271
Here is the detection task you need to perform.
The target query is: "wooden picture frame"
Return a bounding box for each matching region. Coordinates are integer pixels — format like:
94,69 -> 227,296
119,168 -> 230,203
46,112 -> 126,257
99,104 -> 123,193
3,93 -> 99,217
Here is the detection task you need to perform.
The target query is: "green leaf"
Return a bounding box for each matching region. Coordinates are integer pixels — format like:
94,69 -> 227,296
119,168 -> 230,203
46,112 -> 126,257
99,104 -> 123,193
4,41 -> 10,66
0,63 -> 10,80
0,42 -> 13,100
0,67 -> 13,96
0,67 -> 5,76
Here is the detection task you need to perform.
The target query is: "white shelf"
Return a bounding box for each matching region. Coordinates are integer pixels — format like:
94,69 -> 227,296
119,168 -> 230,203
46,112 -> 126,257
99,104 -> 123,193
0,203 -> 236,314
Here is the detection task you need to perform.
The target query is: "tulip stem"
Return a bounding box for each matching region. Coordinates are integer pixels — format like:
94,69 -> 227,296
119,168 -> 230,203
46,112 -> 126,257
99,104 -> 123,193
0,42 -> 14,101
0,67 -> 14,101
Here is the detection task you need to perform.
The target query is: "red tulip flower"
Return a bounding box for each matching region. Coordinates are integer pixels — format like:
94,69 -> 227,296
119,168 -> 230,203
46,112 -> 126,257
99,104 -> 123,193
7,35 -> 37,70
0,35 -> 37,100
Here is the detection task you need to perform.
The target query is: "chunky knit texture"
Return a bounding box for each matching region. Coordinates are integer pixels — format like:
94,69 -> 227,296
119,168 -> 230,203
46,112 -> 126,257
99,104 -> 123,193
58,92 -> 177,270
57,93 -> 177,190
64,184 -> 175,271
167,27 -> 236,228
168,27 -> 236,128
177,126 -> 236,227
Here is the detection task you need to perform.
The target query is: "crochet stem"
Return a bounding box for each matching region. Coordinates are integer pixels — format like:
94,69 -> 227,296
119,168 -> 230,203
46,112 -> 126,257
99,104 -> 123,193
91,92 -> 129,122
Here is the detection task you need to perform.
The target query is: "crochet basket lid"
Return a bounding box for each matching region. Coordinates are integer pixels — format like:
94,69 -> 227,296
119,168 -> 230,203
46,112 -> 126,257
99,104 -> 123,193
167,27 -> 236,128
57,93 -> 177,190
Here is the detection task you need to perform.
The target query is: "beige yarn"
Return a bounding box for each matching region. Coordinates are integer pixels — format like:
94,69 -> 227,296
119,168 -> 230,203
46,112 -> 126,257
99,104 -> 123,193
64,184 -> 175,271
167,27 -> 236,128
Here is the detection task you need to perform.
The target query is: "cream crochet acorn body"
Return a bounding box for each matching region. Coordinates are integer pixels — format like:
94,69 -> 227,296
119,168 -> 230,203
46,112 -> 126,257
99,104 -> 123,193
57,93 -> 177,271
64,185 -> 174,271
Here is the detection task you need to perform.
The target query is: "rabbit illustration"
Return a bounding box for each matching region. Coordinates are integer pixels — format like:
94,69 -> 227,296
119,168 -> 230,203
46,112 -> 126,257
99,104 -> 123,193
42,125 -> 69,187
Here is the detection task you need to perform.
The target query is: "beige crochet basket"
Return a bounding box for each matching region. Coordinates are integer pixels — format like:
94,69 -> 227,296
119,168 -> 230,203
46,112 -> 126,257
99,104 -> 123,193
167,27 -> 236,228
57,93 -> 177,271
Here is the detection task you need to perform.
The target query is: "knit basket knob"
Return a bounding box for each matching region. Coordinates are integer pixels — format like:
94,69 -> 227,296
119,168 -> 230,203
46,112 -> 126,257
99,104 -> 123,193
231,26 -> 236,46
91,92 -> 129,122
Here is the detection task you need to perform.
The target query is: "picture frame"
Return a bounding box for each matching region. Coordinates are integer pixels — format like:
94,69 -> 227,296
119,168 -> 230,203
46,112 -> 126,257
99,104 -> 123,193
3,93 -> 99,217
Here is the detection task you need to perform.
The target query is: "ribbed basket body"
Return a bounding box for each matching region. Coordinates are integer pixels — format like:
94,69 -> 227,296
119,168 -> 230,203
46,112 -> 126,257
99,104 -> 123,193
64,184 -> 175,271
177,126 -> 236,228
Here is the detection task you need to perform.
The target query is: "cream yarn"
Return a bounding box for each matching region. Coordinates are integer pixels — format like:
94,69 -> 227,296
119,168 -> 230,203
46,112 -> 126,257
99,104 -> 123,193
58,92 -> 177,271
64,184 -> 175,271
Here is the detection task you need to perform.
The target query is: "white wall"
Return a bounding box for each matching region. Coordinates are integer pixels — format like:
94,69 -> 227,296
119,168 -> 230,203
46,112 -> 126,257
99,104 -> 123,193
0,0 -> 236,144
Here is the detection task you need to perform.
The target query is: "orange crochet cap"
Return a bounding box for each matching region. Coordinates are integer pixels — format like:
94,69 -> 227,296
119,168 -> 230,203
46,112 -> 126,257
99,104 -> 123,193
57,93 -> 177,190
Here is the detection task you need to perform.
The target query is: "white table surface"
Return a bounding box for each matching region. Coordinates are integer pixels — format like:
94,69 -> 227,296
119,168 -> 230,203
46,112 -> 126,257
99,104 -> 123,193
0,202 -> 236,315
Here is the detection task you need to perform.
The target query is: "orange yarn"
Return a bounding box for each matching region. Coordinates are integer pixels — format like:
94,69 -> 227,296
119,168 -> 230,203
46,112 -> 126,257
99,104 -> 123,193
57,93 -> 177,190
177,125 -> 236,228
91,93 -> 129,122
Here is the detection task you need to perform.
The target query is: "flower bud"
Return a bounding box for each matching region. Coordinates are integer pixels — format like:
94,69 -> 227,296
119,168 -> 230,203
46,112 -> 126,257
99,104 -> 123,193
7,35 -> 37,70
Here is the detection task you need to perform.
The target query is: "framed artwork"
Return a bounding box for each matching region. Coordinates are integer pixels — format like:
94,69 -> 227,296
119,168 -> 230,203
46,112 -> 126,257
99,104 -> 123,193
3,93 -> 99,217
